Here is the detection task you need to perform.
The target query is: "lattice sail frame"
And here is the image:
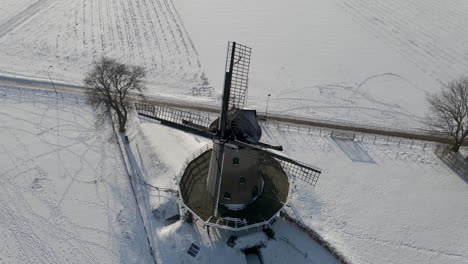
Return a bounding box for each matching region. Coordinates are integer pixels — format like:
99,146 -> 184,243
278,159 -> 321,186
225,42 -> 252,109
135,102 -> 211,128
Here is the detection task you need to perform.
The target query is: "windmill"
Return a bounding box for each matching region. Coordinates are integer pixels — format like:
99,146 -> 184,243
136,42 -> 321,231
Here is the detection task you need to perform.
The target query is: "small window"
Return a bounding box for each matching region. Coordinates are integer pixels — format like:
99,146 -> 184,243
233,157 -> 240,166
224,192 -> 231,200
239,177 -> 246,184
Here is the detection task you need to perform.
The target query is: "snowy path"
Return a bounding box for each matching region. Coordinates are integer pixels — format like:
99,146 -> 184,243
3,0 -> 468,130
0,85 -> 153,263
1,75 -> 455,151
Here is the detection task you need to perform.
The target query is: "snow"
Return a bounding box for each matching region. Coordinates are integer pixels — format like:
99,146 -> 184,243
171,0 -> 468,130
1,0 -> 468,263
2,0 -> 468,129
0,0 -> 37,26
123,118 -> 341,263
261,121 -> 468,264
131,115 -> 468,264
0,85 -> 153,263
0,0 -> 207,97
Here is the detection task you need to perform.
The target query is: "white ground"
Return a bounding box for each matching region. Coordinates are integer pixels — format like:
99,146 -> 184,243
175,0 -> 468,130
133,117 -> 468,264
125,118 -> 340,264
1,0 -> 468,263
1,0 -> 468,129
0,0 -> 207,97
261,122 -> 468,264
0,86 -> 153,264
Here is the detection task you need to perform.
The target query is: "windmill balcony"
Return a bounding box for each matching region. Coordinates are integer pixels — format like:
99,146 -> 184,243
178,148 -> 290,231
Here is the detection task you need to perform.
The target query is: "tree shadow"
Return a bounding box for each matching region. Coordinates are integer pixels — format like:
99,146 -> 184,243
434,145 -> 468,183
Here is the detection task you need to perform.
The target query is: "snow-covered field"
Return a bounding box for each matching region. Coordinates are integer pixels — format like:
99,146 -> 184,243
0,86 -> 153,263
133,117 -> 468,264
1,0 -> 468,129
1,0 -> 468,263
0,0 -> 206,94
175,0 -> 468,130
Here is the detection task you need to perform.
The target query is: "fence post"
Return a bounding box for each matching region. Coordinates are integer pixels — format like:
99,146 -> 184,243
373,136 -> 376,143
423,143 -> 427,151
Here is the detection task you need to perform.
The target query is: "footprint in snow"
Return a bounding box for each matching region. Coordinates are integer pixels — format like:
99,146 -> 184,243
32,177 -> 46,190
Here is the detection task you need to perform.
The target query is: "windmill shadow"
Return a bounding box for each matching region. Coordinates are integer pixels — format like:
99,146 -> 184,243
332,133 -> 375,164
434,146 -> 468,183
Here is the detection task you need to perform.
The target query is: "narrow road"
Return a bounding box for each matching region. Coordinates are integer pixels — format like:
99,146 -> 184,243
0,74 -> 454,145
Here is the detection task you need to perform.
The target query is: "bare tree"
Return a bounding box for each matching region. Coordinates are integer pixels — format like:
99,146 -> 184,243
428,78 -> 468,152
84,57 -> 146,132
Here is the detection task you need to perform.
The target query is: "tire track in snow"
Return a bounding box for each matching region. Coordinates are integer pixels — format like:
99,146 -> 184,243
0,91 -> 150,263
103,0 -> 116,51
149,0 -> 176,68
125,0 -> 147,67
116,0 -> 136,59
339,0 -> 468,83
140,0 -> 165,71
337,227 -> 468,262
109,0 -> 127,59
0,0 -> 52,38
362,0 -> 468,74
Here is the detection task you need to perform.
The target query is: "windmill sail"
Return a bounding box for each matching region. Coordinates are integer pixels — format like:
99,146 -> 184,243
275,158 -> 321,186
224,42 -> 252,110
226,138 -> 322,186
135,102 -> 212,131
138,41 -> 323,231
209,41 -> 252,216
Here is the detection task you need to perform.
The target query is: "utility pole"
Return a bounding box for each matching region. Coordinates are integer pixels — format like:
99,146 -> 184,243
265,94 -> 271,120
47,65 -> 60,178
47,65 -> 58,95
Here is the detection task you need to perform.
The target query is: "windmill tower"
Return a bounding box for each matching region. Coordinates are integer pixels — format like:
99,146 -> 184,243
136,42 -> 321,231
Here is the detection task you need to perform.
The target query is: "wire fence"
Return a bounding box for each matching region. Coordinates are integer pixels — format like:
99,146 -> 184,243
278,235 -> 308,258
2,85 -> 458,159
1,84 -> 85,107
135,102 -> 212,128
434,145 -> 468,182
262,120 -> 442,152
